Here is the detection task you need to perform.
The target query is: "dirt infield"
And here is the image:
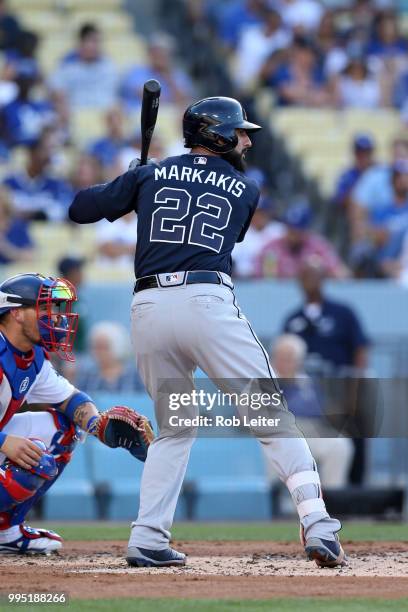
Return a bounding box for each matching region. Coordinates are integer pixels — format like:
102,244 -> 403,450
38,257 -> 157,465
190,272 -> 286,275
1,540 -> 408,600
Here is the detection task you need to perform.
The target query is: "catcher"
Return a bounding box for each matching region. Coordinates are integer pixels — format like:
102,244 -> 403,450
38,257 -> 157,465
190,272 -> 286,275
0,272 -> 153,554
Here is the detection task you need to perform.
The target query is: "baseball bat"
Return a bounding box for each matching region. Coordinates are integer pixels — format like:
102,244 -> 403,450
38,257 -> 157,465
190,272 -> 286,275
140,79 -> 161,165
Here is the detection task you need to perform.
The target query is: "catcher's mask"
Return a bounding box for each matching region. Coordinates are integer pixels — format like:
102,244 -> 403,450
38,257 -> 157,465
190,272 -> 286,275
0,273 -> 78,361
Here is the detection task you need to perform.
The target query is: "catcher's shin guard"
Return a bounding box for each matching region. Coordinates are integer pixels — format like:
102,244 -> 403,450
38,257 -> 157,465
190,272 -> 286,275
0,409 -> 79,529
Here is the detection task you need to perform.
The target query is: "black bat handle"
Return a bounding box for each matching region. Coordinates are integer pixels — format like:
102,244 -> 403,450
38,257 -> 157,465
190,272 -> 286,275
140,79 -> 161,166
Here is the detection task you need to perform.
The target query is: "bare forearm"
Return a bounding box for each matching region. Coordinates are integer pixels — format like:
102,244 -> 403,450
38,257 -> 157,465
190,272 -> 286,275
72,401 -> 100,431
56,392 -> 101,433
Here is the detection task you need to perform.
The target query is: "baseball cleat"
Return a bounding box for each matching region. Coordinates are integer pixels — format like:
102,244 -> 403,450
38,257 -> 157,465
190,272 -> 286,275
0,524 -> 62,555
304,534 -> 347,568
126,545 -> 187,567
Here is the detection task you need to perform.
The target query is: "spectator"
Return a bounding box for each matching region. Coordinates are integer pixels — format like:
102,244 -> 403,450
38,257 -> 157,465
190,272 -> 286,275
334,56 -> 382,109
333,134 -> 375,210
4,30 -> 40,76
232,168 -> 285,277
115,134 -> 142,176
372,159 -> 408,230
117,135 -> 166,176
49,23 -> 118,110
0,48 -> 17,95
3,129 -> 73,221
0,0 -> 21,52
271,334 -> 354,488
120,32 -> 194,109
315,11 -> 348,78
75,321 -> 144,392
282,259 -> 370,483
88,107 -> 128,168
347,0 -> 375,37
395,228 -> 408,286
350,138 -> 408,258
256,200 -> 348,278
264,37 -> 332,107
367,10 -> 408,59
283,259 -> 369,371
234,7 -> 292,91
352,137 -> 408,215
278,0 -> 324,35
1,61 -> 55,147
58,255 -> 85,290
393,63 -> 408,112
96,212 -> 138,269
353,160 -> 408,278
0,186 -> 34,264
57,256 -> 87,353
206,0 -> 267,50
71,153 -> 103,191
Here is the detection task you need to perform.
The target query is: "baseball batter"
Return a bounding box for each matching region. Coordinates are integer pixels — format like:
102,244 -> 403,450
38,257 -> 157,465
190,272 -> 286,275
69,96 -> 345,568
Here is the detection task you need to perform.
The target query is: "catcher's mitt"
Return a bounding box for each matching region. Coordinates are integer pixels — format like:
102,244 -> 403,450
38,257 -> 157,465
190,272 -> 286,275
95,406 -> 154,462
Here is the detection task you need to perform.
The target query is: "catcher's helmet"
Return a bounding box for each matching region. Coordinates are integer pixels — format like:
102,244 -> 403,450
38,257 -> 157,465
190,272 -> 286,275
183,96 -> 261,154
0,273 -> 78,361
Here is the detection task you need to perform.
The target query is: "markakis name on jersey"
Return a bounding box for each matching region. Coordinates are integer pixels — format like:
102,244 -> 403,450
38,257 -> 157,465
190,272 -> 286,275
154,165 -> 246,198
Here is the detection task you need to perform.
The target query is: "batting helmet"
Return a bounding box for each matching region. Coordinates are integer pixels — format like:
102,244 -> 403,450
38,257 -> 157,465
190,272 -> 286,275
183,96 -> 261,154
0,273 -> 78,360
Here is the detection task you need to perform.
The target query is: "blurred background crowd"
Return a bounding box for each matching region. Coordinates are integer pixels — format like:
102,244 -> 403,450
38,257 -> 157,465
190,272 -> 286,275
0,0 -> 408,283
1,0 -> 408,520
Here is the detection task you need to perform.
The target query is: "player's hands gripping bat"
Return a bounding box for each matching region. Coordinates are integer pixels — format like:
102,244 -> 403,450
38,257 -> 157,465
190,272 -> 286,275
94,406 -> 154,462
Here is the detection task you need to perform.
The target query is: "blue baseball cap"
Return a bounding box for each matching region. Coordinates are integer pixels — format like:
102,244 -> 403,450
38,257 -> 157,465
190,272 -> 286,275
284,200 -> 312,229
353,134 -> 375,151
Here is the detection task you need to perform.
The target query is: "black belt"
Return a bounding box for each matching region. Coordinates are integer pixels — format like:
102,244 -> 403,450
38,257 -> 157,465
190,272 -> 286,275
134,271 -> 222,293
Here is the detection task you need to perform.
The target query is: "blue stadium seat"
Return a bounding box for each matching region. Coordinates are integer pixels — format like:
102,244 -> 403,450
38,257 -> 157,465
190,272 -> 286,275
185,438 -> 271,520
44,442 -> 95,520
88,436 -> 144,520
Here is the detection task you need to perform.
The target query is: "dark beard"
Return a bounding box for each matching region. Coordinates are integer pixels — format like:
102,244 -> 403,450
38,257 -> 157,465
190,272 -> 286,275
221,149 -> 247,172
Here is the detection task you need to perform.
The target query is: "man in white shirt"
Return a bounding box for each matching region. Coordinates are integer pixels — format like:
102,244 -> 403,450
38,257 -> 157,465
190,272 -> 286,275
279,0 -> 323,33
49,23 -> 118,110
234,7 -> 292,90
96,212 -> 138,269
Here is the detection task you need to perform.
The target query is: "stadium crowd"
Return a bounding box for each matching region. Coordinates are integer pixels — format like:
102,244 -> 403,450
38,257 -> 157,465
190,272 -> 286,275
0,0 -> 407,284
201,0 -> 408,112
0,2 -> 194,269
188,0 -> 408,282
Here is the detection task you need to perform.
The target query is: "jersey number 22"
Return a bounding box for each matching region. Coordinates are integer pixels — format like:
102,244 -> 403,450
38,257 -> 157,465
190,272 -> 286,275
150,187 -> 232,253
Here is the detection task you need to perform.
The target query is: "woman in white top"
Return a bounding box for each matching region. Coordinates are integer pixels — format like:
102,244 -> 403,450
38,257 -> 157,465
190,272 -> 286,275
335,58 -> 382,109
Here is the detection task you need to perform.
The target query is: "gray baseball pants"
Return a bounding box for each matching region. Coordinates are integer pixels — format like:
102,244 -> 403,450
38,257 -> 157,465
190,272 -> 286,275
128,272 -> 340,550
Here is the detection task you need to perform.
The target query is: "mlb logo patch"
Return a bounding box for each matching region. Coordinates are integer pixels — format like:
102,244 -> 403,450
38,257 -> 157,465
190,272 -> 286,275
165,273 -> 180,284
194,156 -> 207,165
